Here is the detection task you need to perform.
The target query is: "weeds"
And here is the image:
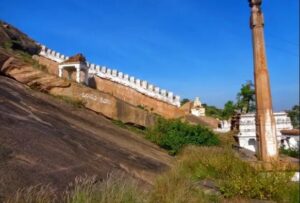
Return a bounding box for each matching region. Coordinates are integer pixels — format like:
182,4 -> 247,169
5,185 -> 57,203
5,173 -> 145,203
65,173 -> 145,203
172,146 -> 299,202
4,147 -> 299,203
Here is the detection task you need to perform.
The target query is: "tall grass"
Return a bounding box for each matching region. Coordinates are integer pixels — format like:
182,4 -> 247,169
5,185 -> 57,203
5,173 -> 146,203
163,146 -> 299,202
64,173 -> 145,203
5,147 -> 299,203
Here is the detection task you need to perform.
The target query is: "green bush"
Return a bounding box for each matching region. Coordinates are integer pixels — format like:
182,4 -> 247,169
280,147 -> 300,158
146,118 -> 219,155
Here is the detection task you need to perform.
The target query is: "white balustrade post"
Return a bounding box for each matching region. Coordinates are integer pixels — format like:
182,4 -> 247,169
58,66 -> 63,78
76,65 -> 81,83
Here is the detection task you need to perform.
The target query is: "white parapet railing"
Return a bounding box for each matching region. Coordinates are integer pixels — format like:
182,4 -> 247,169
38,45 -> 181,107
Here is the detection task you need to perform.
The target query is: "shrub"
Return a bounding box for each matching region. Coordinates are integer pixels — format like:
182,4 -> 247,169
146,118 -> 219,155
280,147 -> 300,158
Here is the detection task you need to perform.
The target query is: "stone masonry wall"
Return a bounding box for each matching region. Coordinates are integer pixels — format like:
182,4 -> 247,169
35,54 -> 185,119
38,45 -> 181,107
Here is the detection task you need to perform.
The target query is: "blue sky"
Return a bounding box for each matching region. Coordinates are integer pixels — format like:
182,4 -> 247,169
0,0 -> 299,110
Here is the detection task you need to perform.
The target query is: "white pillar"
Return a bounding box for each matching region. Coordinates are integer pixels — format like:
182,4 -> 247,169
84,69 -> 89,85
58,66 -> 63,78
76,65 -> 81,83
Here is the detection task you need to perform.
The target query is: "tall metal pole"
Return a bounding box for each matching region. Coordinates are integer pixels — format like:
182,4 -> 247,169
249,0 -> 278,161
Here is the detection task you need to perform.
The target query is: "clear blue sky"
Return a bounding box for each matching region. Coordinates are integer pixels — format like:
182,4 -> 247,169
0,0 -> 299,110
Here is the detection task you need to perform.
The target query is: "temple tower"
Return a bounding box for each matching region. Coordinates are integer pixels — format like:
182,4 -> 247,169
249,0 -> 278,161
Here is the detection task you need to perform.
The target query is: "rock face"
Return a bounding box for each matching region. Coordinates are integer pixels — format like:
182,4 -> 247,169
0,75 -> 172,198
0,21 -> 40,55
0,48 -> 156,127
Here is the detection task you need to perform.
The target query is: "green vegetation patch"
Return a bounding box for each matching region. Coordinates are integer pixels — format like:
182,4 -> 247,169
165,146 -> 299,202
146,118 -> 220,155
280,147 -> 300,158
287,105 -> 300,129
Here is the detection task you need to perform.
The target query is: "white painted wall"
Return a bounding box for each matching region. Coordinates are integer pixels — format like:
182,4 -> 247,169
236,112 -> 299,152
38,45 -> 181,107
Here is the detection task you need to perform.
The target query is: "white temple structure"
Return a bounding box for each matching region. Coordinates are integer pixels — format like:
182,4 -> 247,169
235,112 -> 299,152
38,45 -> 181,107
191,97 -> 205,117
58,54 -> 89,84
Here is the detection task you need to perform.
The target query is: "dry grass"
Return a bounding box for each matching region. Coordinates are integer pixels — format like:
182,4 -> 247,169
170,146 -> 299,202
5,173 -> 145,203
4,146 -> 299,203
64,173 -> 145,203
5,185 -> 57,203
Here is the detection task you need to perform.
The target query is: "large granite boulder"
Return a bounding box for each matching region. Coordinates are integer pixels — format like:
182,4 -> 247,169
0,20 -> 40,55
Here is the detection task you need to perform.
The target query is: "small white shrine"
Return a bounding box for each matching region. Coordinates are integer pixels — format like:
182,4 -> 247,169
191,97 -> 205,117
58,54 -> 89,84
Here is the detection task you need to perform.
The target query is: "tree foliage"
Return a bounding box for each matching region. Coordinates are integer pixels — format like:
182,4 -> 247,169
204,81 -> 256,120
180,98 -> 190,106
222,100 -> 236,120
287,105 -> 300,129
236,80 -> 255,113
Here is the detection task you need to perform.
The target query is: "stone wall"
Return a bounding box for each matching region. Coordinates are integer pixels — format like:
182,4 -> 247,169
39,45 -> 181,107
0,49 -> 156,127
92,76 -> 184,118
36,45 -> 185,119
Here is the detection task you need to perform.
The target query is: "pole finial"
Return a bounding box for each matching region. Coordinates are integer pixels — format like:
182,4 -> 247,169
249,0 -> 262,7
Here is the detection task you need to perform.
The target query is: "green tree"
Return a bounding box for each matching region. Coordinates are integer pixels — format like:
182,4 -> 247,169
222,100 -> 236,119
287,105 -> 300,129
203,104 -> 224,119
180,98 -> 190,106
236,81 -> 255,113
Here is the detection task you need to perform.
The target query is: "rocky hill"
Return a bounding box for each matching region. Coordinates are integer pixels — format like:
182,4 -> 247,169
0,20 -> 173,198
0,73 -> 172,198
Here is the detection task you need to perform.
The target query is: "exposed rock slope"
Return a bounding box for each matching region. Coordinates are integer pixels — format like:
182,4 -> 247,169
0,75 -> 172,198
0,48 -> 156,127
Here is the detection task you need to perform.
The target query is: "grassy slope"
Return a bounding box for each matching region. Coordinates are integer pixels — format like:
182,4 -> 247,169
5,132 -> 299,203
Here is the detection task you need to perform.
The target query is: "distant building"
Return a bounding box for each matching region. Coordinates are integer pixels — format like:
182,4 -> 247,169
191,97 -> 205,117
233,112 -> 299,152
215,120 -> 231,133
180,97 -> 206,117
